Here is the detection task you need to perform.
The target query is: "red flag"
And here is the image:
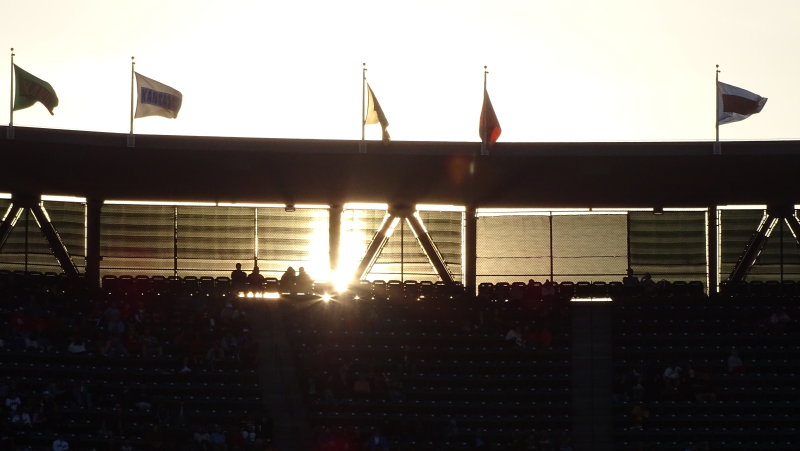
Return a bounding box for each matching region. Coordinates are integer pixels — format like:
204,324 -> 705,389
479,89 -> 501,154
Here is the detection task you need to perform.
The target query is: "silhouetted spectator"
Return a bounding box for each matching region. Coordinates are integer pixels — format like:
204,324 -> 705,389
623,268 -> 639,287
99,335 -> 129,358
231,263 -> 247,292
67,336 -> 86,354
247,266 -> 265,290
641,273 -> 657,296
104,301 -> 125,336
210,425 -> 227,450
280,267 -> 296,294
295,267 -> 313,294
663,362 -> 682,391
11,403 -> 33,429
76,381 -> 94,409
52,434 -> 70,451
505,326 -> 523,347
141,328 -> 163,357
769,309 -> 791,333
365,429 -> 390,451
205,343 -> 225,369
541,279 -> 556,301
727,348 -> 744,373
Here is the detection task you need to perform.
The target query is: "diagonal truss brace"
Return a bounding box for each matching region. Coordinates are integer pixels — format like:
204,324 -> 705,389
0,203 -> 24,250
28,203 -> 80,277
783,213 -> 800,245
405,213 -> 454,284
353,208 -> 456,283
727,205 -> 800,284
354,213 -> 397,281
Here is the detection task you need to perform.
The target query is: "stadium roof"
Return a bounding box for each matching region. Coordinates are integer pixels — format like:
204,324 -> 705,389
2,125 -> 799,208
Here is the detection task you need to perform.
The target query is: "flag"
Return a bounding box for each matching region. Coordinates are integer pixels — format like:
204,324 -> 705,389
717,81 -> 767,125
13,65 -> 59,115
135,72 -> 182,119
479,89 -> 501,154
365,84 -> 390,144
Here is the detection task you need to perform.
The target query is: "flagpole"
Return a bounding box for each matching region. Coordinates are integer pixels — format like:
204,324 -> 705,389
7,48 -> 14,139
360,62 -> 366,154
481,66 -> 488,156
9,48 -> 14,126
128,56 -> 135,147
714,64 -> 720,155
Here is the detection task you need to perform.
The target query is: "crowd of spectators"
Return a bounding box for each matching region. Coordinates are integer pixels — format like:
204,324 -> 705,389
288,287 -> 572,450
613,281 -> 799,446
0,273 -> 270,450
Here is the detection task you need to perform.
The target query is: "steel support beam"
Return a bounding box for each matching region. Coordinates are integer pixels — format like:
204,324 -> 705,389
405,213 -> 454,284
464,207 -> 477,295
707,206 -> 718,295
0,203 -> 24,251
29,203 -> 79,277
728,212 -> 778,283
85,198 -> 102,289
353,213 -> 396,280
329,205 -> 342,273
783,214 -> 800,247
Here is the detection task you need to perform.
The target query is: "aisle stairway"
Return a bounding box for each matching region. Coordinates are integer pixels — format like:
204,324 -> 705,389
248,299 -> 312,450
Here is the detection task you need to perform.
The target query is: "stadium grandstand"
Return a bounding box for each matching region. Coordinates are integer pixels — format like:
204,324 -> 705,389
1,125 -> 800,450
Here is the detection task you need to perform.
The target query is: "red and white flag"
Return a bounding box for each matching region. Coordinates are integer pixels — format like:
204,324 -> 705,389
717,81 -> 767,125
479,89 -> 501,155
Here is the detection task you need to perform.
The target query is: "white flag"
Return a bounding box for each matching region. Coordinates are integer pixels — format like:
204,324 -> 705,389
717,81 -> 767,125
365,84 -> 390,143
134,72 -> 182,119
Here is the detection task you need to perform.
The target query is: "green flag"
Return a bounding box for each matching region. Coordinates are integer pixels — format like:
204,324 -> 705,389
13,64 -> 59,115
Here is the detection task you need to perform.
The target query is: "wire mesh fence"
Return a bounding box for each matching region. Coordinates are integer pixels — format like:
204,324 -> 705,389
1,199 -> 797,286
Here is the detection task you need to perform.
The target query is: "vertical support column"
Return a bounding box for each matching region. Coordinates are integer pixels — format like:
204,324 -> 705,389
329,205 -> 342,274
779,221 -> 784,282
173,206 -> 178,277
464,206 -> 477,296
707,206 -> 718,295
24,208 -> 29,273
253,207 -> 258,267
626,212 -> 632,272
86,198 -> 102,290
549,214 -> 555,280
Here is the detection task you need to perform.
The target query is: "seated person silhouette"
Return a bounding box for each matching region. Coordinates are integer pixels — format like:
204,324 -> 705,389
247,266 -> 265,290
623,268 -> 639,287
295,267 -> 313,295
280,266 -> 296,294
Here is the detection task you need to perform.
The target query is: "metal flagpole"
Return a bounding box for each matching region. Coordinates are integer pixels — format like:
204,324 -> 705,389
128,56 -> 135,147
360,62 -> 367,154
714,64 -> 720,155
8,48 -> 14,139
481,66 -> 488,156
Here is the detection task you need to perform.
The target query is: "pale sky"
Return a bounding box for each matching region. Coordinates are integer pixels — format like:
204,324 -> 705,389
3,0 -> 799,143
